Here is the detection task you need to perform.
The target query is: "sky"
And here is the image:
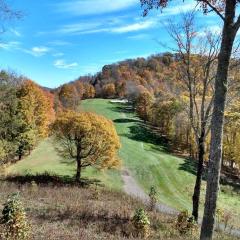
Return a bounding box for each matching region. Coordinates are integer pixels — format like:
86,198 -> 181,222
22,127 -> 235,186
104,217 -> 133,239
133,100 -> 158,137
0,0 -> 222,88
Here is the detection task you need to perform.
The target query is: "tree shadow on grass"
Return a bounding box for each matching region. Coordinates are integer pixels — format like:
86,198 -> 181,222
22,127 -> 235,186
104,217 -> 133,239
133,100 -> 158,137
4,172 -> 103,188
113,118 -> 140,124
178,158 -> 198,177
121,123 -> 170,152
108,102 -> 134,114
178,159 -> 240,194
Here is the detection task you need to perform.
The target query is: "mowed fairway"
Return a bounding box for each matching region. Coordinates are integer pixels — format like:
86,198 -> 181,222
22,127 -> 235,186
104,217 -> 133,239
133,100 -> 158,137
8,99 -> 240,224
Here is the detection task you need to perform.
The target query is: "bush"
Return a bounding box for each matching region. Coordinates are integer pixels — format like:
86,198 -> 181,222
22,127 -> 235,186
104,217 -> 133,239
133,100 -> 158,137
1,193 -> 30,240
148,186 -> 157,211
175,210 -> 197,235
132,208 -> 150,238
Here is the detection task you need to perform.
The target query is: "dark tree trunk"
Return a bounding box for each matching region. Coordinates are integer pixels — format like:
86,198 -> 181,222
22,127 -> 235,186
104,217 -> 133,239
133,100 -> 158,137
18,145 -> 23,160
200,1 -> 237,239
76,158 -> 81,182
192,134 -> 205,222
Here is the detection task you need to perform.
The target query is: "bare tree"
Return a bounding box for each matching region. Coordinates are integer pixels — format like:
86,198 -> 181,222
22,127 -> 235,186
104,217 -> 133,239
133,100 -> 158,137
166,12 -> 219,222
0,0 -> 22,35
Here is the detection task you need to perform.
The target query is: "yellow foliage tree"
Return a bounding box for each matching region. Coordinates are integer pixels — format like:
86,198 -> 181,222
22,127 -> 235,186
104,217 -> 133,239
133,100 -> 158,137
83,83 -> 95,99
17,80 -> 54,138
51,111 -> 121,181
15,80 -> 54,159
102,83 -> 116,98
136,90 -> 154,123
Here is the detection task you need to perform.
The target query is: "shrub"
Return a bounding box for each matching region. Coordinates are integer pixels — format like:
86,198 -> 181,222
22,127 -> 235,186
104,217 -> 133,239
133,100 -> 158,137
30,181 -> 38,193
148,186 -> 157,211
1,193 -> 30,240
216,208 -> 224,230
132,208 -> 150,238
175,210 -> 197,235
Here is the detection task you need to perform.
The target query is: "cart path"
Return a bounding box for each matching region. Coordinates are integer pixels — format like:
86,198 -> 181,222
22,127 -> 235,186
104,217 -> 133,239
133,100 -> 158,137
121,168 -> 240,237
121,168 -> 178,215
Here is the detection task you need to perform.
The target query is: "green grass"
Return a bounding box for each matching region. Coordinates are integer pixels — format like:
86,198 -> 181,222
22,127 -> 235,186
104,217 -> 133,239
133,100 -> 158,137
7,138 -> 122,191
8,99 -> 240,225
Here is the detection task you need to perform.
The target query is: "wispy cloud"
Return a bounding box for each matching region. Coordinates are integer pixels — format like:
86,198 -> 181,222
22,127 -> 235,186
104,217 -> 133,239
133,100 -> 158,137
48,40 -> 71,46
56,0 -> 138,16
160,1 -> 197,16
128,33 -> 150,40
56,22 -> 102,35
53,18 -> 157,36
198,25 -> 222,37
52,52 -> 64,57
10,28 -> 22,37
112,20 -> 155,33
24,46 -> 50,57
54,59 -> 78,69
0,42 -> 52,58
0,41 -> 21,50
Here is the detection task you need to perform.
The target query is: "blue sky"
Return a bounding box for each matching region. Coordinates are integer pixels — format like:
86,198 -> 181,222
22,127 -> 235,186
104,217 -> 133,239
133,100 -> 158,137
0,0 -> 221,88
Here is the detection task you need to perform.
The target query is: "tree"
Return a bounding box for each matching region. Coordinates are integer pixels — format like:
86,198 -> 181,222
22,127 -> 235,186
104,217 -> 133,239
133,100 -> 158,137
51,111 -> 121,182
140,1 -> 240,238
150,94 -> 182,137
0,71 -> 24,162
136,90 -> 153,122
58,84 -> 79,110
16,80 -> 54,159
0,0 -> 22,34
83,83 -> 95,99
102,83 -> 116,98
223,100 -> 240,169
167,12 -> 219,221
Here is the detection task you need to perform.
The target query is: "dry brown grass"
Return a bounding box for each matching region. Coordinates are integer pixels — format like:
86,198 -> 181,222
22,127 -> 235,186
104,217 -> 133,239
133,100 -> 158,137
0,181 -> 238,240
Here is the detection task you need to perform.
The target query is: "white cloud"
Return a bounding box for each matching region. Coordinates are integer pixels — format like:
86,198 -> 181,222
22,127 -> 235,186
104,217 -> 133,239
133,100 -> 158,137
56,0 -> 138,16
54,59 -> 78,69
24,46 -> 50,57
0,41 -> 21,50
112,20 -> 155,33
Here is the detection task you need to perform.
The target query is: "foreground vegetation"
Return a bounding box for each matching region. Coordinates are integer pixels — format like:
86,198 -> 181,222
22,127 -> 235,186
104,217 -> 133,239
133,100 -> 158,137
0,182 -> 237,240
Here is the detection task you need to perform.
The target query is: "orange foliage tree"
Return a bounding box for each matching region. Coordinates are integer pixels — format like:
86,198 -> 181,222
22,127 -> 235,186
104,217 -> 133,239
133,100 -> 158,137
16,80 -> 55,158
51,111 -> 121,181
58,84 -> 79,110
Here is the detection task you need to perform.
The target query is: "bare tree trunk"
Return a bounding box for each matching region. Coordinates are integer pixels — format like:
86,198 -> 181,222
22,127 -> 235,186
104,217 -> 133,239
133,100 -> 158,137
192,133 -> 205,221
200,1 -> 237,238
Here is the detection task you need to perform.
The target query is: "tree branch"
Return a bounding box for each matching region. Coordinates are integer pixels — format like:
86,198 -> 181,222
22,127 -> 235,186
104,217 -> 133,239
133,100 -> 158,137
199,0 -> 225,22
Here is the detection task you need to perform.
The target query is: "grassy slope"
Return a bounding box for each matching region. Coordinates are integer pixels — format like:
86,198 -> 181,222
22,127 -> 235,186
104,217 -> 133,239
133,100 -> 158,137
8,99 -> 240,222
81,99 -> 240,221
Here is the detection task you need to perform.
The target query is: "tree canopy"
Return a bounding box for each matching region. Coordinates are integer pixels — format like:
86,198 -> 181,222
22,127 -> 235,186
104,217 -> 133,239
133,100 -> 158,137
51,111 -> 121,181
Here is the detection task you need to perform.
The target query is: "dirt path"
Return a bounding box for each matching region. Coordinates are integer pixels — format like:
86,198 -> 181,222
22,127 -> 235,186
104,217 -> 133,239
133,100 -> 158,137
121,168 -> 178,215
121,168 -> 240,237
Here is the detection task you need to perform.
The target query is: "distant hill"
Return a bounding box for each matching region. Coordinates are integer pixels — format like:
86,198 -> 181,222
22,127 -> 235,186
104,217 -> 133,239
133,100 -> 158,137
55,52 -> 176,100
